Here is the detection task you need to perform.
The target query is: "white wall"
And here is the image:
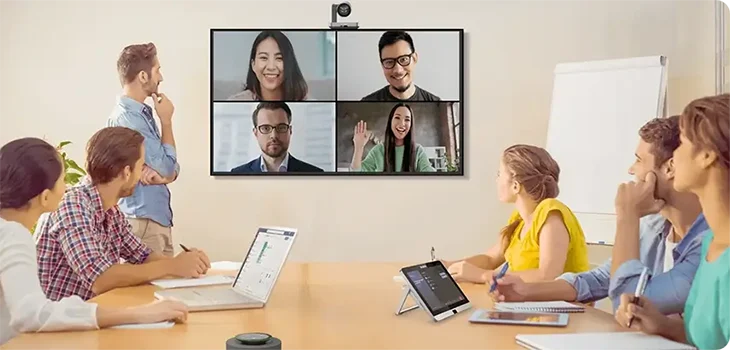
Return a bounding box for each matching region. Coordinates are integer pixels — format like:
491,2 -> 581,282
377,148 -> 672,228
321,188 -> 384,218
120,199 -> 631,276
337,31 -> 461,100
0,0 -> 722,264
213,102 -> 336,172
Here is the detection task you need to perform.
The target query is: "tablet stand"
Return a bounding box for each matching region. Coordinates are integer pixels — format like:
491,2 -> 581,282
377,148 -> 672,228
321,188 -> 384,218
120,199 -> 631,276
395,285 -> 420,315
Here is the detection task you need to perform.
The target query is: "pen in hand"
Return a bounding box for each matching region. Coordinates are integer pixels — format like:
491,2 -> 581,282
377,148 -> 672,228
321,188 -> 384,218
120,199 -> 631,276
179,244 -> 190,252
489,262 -> 510,293
627,267 -> 650,327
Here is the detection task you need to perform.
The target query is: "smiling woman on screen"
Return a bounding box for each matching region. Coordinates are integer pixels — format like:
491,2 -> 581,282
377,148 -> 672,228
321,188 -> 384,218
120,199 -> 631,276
228,30 -> 309,101
350,103 -> 435,172
442,144 -> 590,283
0,137 -> 188,346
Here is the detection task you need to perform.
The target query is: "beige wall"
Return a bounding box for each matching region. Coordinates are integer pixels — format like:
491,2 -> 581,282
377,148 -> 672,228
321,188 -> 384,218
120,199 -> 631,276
0,0 -> 722,263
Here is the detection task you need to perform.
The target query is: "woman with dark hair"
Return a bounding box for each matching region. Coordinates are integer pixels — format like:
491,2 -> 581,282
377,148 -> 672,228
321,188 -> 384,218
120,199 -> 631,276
615,94 -> 730,350
350,103 -> 435,172
228,30 -> 308,101
0,137 -> 188,346
441,145 -> 589,283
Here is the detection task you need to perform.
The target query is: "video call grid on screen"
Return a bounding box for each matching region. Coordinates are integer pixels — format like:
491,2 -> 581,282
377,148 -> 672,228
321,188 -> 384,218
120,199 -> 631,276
210,28 -> 464,176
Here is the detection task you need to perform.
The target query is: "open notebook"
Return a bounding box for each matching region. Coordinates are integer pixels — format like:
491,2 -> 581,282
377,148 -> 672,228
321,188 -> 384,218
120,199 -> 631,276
516,332 -> 696,350
495,301 -> 585,313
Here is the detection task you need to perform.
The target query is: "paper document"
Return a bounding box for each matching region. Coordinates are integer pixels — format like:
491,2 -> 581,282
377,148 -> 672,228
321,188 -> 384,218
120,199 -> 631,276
211,261 -> 242,271
110,321 -> 175,329
151,275 -> 234,289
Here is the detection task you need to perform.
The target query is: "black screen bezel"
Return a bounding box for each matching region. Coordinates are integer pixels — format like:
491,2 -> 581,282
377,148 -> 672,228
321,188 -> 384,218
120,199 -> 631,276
400,260 -> 470,316
209,28 -> 465,177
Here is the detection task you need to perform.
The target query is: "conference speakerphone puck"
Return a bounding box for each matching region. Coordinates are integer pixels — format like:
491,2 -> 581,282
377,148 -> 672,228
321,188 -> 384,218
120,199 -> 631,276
226,333 -> 282,350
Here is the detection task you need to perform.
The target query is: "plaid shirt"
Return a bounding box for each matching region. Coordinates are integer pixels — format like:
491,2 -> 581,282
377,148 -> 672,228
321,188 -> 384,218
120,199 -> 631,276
35,176 -> 152,301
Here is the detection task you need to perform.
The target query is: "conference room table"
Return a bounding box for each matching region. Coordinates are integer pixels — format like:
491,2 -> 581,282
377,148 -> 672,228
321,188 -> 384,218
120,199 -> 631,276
3,263 -> 627,349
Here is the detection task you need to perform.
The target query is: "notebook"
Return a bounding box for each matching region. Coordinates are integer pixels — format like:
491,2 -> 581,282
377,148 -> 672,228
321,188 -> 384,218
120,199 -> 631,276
495,301 -> 585,313
150,275 -> 234,289
515,332 -> 696,350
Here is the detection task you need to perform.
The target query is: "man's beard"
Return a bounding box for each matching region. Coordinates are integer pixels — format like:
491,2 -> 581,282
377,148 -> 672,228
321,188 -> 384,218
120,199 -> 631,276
392,83 -> 411,93
263,141 -> 287,158
118,182 -> 136,198
144,81 -> 159,96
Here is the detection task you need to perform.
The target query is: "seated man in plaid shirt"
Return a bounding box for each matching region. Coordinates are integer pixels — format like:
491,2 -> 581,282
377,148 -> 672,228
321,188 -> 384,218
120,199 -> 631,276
34,127 -> 210,301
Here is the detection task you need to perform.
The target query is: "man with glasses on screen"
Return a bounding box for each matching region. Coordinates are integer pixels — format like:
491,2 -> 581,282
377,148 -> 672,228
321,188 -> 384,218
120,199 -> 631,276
230,102 -> 324,173
361,31 -> 441,101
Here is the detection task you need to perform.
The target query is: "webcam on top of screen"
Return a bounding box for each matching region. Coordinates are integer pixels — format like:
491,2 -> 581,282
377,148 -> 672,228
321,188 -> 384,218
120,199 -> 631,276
329,2 -> 359,30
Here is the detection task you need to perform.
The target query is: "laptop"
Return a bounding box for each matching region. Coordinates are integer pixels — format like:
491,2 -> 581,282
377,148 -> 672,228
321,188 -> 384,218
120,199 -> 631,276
154,226 -> 297,312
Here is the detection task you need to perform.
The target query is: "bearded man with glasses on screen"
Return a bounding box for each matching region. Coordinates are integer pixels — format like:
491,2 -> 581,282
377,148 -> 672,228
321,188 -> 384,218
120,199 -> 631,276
230,102 -> 324,173
361,31 -> 441,102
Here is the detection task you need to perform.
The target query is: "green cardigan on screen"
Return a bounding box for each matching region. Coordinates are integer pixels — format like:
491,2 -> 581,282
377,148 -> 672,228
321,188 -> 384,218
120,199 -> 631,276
354,143 -> 436,172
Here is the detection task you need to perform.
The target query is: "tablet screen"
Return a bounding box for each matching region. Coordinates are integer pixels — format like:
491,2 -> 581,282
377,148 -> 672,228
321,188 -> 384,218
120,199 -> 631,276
477,311 -> 561,324
401,261 -> 469,316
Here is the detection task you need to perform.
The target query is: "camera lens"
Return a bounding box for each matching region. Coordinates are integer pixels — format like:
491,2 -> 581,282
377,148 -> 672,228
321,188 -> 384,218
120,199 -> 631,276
337,3 -> 351,17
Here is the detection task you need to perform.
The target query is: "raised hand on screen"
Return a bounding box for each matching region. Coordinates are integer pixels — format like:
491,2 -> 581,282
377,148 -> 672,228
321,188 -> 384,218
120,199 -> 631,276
352,120 -> 373,150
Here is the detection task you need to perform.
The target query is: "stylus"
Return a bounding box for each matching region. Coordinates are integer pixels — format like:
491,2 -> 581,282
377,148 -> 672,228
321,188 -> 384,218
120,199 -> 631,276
489,262 -> 510,293
627,267 -> 650,327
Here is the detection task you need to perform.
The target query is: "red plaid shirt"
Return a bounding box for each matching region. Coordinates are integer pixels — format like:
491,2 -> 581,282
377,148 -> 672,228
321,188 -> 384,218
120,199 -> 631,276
35,177 -> 151,301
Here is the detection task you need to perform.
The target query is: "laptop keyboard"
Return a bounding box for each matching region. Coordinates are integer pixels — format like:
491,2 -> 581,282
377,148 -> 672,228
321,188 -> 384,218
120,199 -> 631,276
182,288 -> 255,306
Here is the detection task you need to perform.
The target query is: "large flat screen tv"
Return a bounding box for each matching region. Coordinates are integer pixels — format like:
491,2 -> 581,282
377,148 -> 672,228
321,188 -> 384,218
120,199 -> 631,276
210,28 -> 464,176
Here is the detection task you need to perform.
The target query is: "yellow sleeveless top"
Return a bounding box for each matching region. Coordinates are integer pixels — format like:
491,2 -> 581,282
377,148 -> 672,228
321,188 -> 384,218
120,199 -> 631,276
502,198 -> 590,274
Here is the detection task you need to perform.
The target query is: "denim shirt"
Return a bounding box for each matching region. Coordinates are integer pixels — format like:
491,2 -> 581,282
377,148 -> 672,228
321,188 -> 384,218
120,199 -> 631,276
106,95 -> 179,227
557,213 -> 708,314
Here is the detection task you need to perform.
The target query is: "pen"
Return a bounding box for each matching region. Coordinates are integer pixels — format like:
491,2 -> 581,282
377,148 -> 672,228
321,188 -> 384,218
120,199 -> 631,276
489,262 -> 510,293
627,267 -> 650,327
179,244 -> 190,252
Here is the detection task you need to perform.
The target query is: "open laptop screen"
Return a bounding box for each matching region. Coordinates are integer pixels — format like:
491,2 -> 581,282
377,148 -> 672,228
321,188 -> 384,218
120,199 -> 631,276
232,227 -> 297,302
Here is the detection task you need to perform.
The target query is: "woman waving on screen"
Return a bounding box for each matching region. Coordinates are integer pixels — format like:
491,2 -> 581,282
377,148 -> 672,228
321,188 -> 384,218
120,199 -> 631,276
0,138 -> 188,346
350,103 -> 435,173
442,144 -> 590,283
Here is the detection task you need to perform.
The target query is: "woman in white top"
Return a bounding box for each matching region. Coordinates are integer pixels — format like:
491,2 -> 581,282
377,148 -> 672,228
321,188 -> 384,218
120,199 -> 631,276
0,137 -> 189,345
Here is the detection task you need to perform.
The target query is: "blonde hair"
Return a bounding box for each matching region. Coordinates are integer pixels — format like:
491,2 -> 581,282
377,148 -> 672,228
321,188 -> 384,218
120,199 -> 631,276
498,144 -> 561,250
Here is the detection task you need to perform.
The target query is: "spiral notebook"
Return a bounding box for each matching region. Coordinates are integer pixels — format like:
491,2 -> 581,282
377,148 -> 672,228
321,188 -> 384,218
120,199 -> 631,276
515,332 -> 696,350
494,301 -> 585,313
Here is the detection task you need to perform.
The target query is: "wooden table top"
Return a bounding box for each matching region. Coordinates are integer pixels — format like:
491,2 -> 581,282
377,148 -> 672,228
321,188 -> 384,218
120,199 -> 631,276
3,263 -> 626,349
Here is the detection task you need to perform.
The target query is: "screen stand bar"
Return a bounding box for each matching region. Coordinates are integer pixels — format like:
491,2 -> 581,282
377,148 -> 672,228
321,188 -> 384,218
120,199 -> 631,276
395,286 -> 420,315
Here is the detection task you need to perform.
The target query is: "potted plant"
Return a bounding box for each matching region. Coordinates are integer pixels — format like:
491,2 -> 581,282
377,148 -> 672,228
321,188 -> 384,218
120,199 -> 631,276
31,141 -> 86,234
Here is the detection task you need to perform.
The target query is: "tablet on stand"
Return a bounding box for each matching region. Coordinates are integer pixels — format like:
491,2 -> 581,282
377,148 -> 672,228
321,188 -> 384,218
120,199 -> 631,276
395,261 -> 471,322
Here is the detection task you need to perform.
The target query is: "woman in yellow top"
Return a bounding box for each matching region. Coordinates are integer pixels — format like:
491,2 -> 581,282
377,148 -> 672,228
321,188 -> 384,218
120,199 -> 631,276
443,144 -> 590,283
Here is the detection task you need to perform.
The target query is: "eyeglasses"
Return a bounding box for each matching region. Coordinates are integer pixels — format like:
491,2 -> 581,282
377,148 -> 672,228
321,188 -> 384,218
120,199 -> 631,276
381,53 -> 413,69
257,123 -> 291,134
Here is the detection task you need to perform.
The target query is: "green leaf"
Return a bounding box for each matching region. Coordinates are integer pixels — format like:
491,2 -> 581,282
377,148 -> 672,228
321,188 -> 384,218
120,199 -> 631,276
66,159 -> 84,173
65,172 -> 82,185
57,141 -> 71,149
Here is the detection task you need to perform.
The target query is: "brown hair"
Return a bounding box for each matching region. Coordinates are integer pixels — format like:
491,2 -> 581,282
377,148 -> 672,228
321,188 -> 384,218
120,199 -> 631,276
251,102 -> 292,126
639,115 -> 680,166
0,138 -> 63,209
679,93 -> 730,169
86,127 -> 145,185
498,144 -> 561,250
117,43 -> 157,86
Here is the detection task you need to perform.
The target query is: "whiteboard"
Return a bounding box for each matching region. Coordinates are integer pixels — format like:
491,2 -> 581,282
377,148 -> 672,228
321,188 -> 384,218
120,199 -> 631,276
545,56 -> 667,244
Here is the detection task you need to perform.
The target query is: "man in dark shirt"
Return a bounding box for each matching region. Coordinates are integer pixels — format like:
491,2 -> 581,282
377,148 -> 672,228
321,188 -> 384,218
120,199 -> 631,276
361,31 -> 441,102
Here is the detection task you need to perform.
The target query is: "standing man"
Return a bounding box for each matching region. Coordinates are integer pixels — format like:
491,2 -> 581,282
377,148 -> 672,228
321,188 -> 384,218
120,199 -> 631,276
361,31 -> 441,101
107,42 -> 179,257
